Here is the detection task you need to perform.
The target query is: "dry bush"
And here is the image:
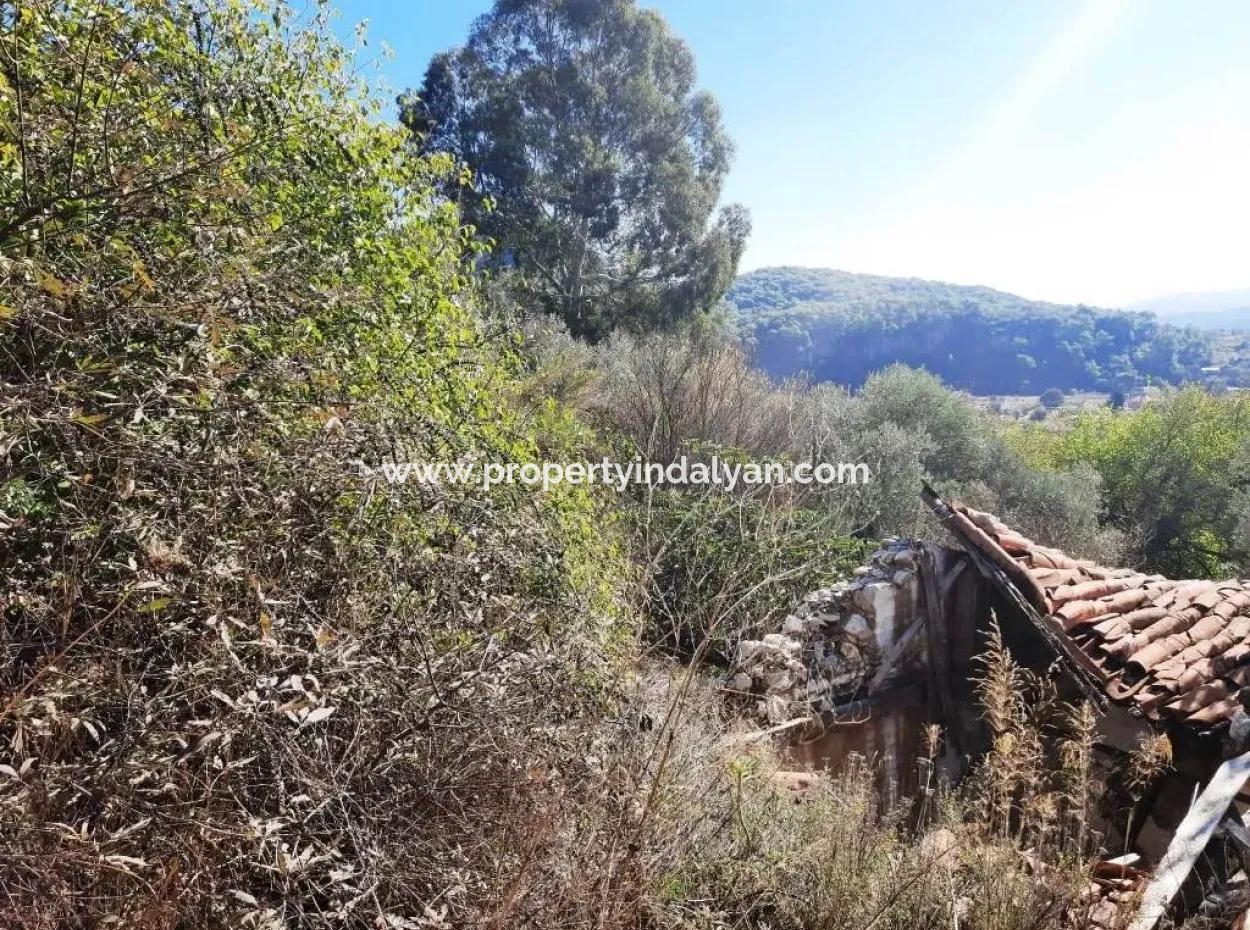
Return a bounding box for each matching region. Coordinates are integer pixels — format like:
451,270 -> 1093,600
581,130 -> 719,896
633,484 -> 867,661
618,663 -> 1098,930
1,469 -> 624,928
592,322 -> 795,462
470,628 -> 1115,930
515,312 -> 601,411
966,617 -> 1106,863
0,2 -> 633,927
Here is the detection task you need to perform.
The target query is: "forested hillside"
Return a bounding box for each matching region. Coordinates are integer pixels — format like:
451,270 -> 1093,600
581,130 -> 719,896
728,267 -> 1212,393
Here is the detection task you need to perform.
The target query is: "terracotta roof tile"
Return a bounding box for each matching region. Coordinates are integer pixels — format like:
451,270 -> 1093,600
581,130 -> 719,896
949,502 -> 1250,731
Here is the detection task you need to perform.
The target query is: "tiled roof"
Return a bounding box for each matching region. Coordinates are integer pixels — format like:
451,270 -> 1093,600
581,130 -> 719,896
949,502 -> 1250,730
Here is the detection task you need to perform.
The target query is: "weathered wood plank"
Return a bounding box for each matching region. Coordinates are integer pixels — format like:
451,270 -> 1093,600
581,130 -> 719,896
718,715 -> 813,748
1128,750 -> 1250,930
867,602 -> 928,692
938,557 -> 967,601
921,482 -> 1109,711
918,543 -> 958,752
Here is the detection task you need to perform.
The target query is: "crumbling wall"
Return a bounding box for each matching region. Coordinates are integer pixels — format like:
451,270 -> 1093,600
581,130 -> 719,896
729,538 -> 927,722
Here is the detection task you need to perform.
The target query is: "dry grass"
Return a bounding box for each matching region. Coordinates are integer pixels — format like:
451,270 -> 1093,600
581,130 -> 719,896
624,655 -> 1102,930
465,619 -> 1118,930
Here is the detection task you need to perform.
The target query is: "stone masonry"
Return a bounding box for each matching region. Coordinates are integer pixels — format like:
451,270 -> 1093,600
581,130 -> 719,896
728,538 -> 925,723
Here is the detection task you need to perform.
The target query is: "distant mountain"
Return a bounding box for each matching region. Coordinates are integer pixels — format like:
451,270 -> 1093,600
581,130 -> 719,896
726,267 -> 1211,394
1126,289 -> 1250,331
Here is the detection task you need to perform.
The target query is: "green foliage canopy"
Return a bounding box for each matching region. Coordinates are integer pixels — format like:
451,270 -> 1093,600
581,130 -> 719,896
1006,388 -> 1250,577
402,0 -> 750,340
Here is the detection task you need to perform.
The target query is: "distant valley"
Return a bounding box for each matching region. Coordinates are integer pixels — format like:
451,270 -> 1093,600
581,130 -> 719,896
1126,289 -> 1250,331
727,267 -> 1240,394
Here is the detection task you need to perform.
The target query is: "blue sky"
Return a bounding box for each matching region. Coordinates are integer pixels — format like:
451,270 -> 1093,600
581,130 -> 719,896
332,0 -> 1250,308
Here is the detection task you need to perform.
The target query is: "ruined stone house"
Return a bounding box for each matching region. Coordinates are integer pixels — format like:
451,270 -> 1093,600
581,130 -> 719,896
731,486 -> 1250,930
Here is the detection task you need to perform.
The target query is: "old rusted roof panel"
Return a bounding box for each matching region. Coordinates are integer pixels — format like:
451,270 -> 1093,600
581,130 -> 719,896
949,501 -> 1250,730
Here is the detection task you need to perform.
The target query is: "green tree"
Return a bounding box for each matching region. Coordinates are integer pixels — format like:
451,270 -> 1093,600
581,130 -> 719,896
1034,388 -> 1250,576
854,365 -> 991,480
402,0 -> 750,339
1040,387 -> 1064,408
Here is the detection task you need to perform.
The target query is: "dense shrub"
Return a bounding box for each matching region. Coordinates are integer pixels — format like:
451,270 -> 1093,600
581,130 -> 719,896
785,367 -> 1118,556
788,380 -> 936,536
638,486 -> 867,662
1006,387 -> 1250,576
0,2 -> 631,926
592,320 -> 794,462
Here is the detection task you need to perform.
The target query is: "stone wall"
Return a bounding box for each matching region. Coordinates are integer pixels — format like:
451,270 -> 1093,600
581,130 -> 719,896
728,538 -> 927,722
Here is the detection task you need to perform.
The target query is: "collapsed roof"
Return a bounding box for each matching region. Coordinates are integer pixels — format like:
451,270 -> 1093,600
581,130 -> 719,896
932,490 -> 1250,731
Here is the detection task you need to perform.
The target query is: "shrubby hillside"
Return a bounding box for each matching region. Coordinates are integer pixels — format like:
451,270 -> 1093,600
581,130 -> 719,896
728,266 -> 1212,393
8,1 -> 1250,927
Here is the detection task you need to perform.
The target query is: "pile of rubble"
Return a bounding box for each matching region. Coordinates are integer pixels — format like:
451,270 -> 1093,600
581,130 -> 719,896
728,539 -> 924,722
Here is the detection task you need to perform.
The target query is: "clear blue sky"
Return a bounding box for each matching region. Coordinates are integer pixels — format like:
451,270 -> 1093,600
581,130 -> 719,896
332,0 -> 1250,308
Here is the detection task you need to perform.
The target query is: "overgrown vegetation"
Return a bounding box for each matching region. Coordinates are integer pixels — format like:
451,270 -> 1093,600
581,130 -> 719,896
637,487 -> 867,662
581,322 -> 1124,560
635,625 -> 1107,930
1005,386 -> 1250,577
0,2 -> 631,925
5,0 -> 1250,927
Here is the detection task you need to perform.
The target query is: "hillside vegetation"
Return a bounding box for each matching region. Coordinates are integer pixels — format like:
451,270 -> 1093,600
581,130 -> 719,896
8,2 -> 1250,928
728,266 -> 1212,393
